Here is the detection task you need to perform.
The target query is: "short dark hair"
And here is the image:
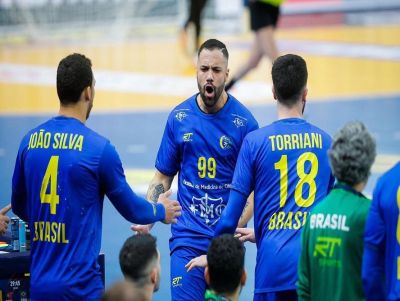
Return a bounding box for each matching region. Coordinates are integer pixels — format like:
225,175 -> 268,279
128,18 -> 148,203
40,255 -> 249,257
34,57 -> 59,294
119,234 -> 158,285
328,121 -> 376,186
207,234 -> 245,294
198,39 -> 229,60
271,54 -> 308,106
57,53 -> 93,105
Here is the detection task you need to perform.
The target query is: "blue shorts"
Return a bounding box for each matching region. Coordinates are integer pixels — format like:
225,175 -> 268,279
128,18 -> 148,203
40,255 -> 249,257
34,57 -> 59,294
254,290 -> 298,301
170,247 -> 207,301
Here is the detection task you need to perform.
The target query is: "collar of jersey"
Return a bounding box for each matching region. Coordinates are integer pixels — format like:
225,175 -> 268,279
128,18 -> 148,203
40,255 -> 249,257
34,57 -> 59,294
334,182 -> 367,199
192,93 -> 232,119
53,115 -> 84,125
204,289 -> 232,301
273,117 -> 306,125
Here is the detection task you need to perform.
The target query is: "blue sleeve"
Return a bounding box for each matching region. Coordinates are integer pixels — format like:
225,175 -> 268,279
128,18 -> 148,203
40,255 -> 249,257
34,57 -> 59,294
362,181 -> 386,301
11,142 -> 28,222
231,136 -> 255,196
214,189 -> 248,236
247,116 -> 259,134
99,142 -> 165,224
155,117 -> 180,176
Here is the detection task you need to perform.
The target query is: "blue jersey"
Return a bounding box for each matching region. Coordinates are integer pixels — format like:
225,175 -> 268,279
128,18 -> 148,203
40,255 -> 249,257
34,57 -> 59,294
11,116 -> 165,301
231,118 -> 334,293
156,94 -> 258,253
363,162 -> 400,301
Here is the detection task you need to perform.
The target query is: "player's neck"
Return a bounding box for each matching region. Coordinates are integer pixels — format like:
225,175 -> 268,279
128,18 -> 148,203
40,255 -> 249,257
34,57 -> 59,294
277,103 -> 303,120
131,283 -> 153,301
58,102 -> 87,124
352,181 -> 366,193
197,92 -> 228,114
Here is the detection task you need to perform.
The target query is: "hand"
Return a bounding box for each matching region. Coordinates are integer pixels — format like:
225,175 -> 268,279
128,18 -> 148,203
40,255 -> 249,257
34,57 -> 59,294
235,227 -> 256,243
157,190 -> 181,224
0,204 -> 11,236
130,224 -> 152,234
185,255 -> 207,272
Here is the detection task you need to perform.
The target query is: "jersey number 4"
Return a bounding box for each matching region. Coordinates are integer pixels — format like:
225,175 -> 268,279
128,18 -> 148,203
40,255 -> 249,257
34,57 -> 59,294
40,155 -> 60,215
274,152 -> 318,208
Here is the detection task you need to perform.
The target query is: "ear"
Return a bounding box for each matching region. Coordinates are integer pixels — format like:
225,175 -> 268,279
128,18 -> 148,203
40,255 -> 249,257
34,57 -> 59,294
272,86 -> 277,100
204,267 -> 210,286
83,86 -> 92,102
240,270 -> 247,286
303,87 -> 308,101
150,267 -> 157,285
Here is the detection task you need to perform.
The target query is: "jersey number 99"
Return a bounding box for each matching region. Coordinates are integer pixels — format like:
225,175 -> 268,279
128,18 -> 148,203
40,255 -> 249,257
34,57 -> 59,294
198,156 -> 216,179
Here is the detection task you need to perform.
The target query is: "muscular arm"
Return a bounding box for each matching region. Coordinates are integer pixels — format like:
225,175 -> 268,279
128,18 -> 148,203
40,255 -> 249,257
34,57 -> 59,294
238,192 -> 254,227
147,170 -> 174,202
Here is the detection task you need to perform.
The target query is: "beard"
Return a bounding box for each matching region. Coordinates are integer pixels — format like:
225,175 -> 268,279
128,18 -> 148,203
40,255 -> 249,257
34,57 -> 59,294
197,81 -> 224,109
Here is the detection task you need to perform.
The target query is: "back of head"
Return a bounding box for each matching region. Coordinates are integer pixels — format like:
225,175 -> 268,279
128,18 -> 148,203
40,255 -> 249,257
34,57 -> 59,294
198,38 -> 229,61
328,121 -> 376,186
57,53 -> 93,105
119,234 -> 158,285
207,234 -> 245,295
271,54 -> 308,107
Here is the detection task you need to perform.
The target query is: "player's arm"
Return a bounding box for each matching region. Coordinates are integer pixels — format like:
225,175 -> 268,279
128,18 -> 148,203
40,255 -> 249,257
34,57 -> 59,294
297,220 -> 312,301
11,146 -> 28,222
237,192 -> 254,227
132,171 -> 174,233
100,142 -> 180,225
147,170 -> 174,202
215,189 -> 248,236
362,183 -> 386,301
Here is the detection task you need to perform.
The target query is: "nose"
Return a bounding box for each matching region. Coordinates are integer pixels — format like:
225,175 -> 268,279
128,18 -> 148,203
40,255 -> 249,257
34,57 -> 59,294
206,69 -> 213,82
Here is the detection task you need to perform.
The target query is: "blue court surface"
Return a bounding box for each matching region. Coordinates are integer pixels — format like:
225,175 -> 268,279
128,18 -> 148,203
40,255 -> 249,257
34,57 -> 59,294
0,94 -> 399,300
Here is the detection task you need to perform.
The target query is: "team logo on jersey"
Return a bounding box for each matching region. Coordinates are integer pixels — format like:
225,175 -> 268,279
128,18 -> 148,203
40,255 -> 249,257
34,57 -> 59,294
233,117 -> 245,128
183,133 -> 193,142
190,193 -> 226,225
175,111 -> 188,121
219,135 -> 232,149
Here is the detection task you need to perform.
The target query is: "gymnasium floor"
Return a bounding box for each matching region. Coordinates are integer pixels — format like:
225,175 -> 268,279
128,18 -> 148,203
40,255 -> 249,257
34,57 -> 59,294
0,18 -> 399,300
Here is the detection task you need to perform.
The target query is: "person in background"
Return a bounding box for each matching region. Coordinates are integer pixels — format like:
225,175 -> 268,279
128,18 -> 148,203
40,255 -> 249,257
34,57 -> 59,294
204,234 -> 246,301
225,0 -> 283,91
297,121 -> 376,301
362,160 -> 400,301
0,204 -> 11,235
181,0 -> 209,56
119,234 -> 161,300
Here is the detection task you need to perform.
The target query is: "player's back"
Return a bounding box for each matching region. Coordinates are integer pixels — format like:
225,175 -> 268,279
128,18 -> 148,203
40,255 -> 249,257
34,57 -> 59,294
14,116 -> 108,300
364,162 -> 400,300
301,186 -> 370,301
242,118 -> 333,292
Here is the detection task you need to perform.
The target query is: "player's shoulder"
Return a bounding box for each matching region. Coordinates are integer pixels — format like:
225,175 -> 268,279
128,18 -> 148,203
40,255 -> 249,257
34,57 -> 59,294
227,94 -> 256,119
167,94 -> 196,121
377,161 -> 400,189
307,122 -> 332,140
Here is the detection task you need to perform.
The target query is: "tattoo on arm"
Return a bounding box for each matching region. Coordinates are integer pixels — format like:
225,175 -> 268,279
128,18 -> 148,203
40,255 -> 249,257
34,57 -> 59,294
149,184 -> 165,202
